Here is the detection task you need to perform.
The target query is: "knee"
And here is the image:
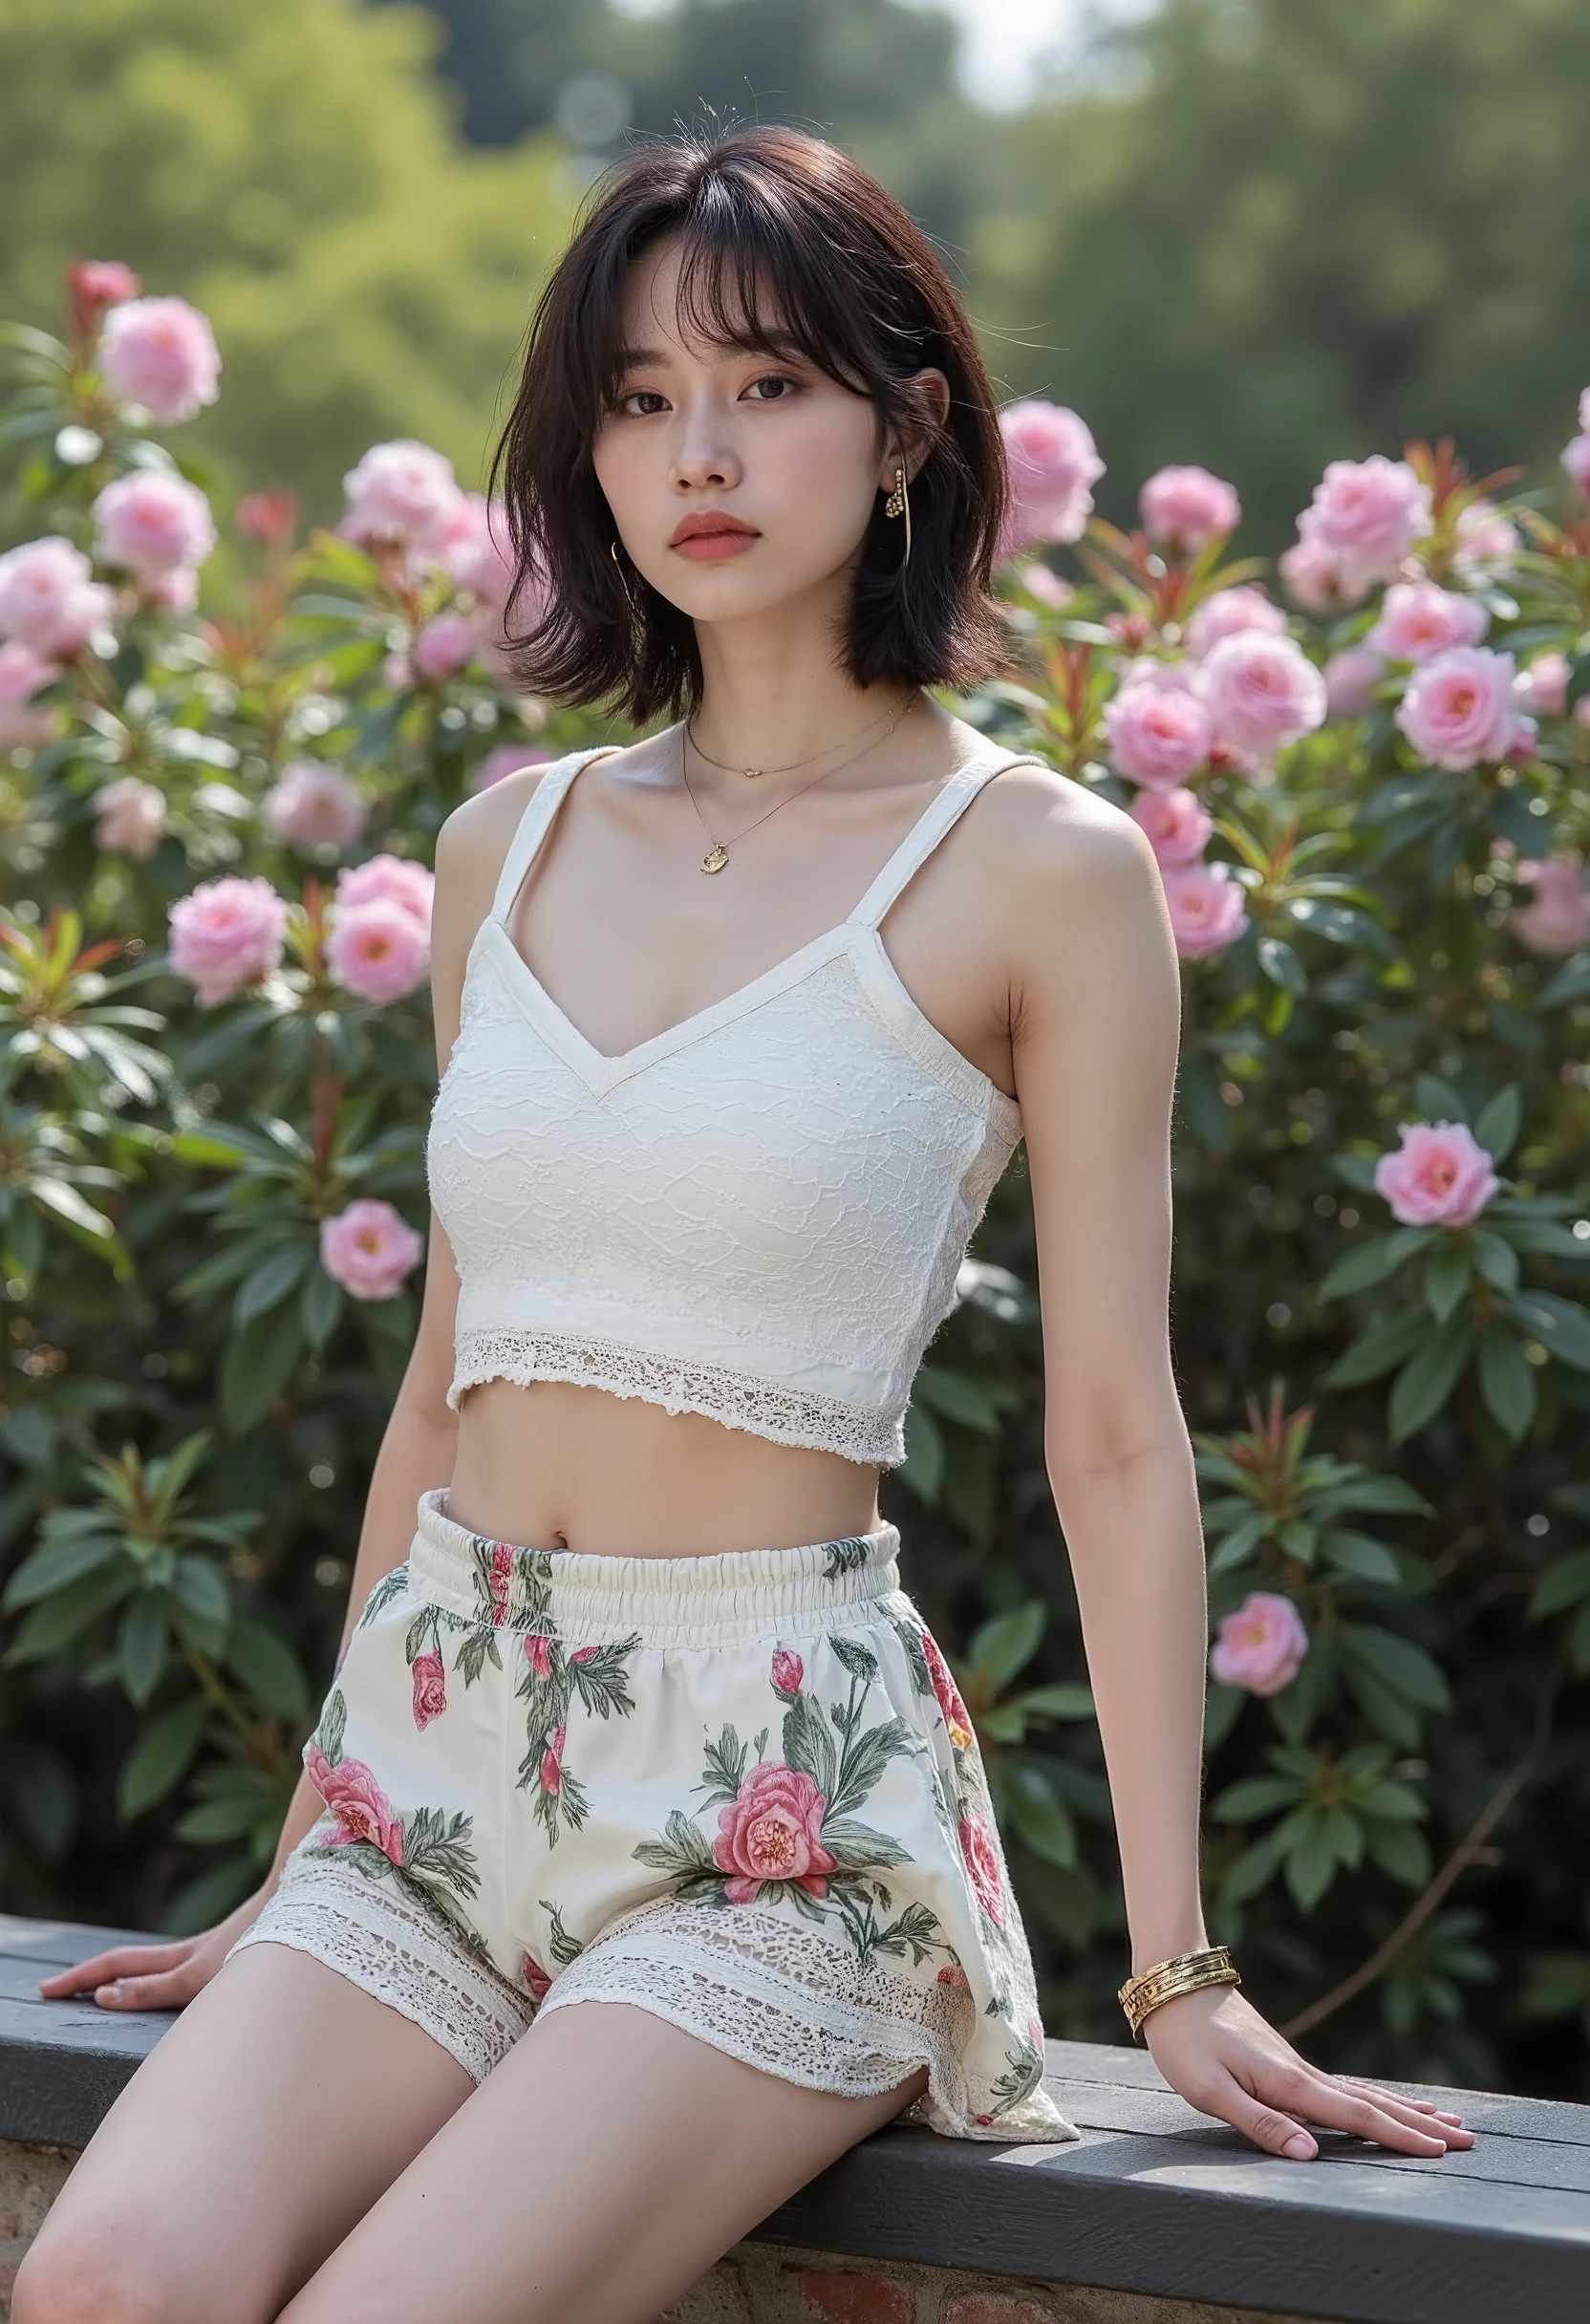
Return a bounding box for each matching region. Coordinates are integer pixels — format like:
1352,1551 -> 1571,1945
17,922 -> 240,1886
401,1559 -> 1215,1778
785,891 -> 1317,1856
12,2214 -> 182,2324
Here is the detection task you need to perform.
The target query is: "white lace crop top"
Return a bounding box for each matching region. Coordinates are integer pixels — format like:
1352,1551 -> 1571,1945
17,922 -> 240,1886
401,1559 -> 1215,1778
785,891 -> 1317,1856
424,737 -> 1039,1467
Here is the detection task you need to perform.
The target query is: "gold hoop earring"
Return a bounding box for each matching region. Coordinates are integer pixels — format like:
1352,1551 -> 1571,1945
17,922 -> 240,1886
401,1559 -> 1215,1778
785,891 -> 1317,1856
884,463 -> 912,567
610,537 -> 641,615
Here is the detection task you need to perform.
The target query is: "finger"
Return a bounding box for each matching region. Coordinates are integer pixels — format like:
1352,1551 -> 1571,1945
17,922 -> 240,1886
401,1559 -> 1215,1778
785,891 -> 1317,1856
1287,2071 -> 1447,2156
1330,2077 -> 1473,2144
37,1945 -> 183,1995
1205,2074 -> 1320,2162
91,1969 -> 193,2011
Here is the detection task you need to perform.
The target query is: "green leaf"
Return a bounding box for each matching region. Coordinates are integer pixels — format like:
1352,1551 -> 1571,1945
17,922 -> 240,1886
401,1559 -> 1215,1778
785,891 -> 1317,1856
967,1601 -> 1046,1691
117,1592 -> 168,1707
1364,1818 -> 1432,1887
1283,1812 -> 1343,1912
1339,1623 -> 1451,1712
1213,1774 -> 1305,1821
234,1241 -> 312,1326
1507,1292 -> 1590,1373
300,1265 -> 343,1349
1004,1763 -> 1077,1867
1317,1228 -> 1432,1302
1422,1243 -> 1472,1325
1313,1474 -> 1432,1518
219,1300 -> 305,1434
3,1563 -> 135,1661
1321,1304 -> 1429,1388
897,1400 -> 945,1505
1257,936 -> 1307,993
1529,1551 -> 1590,1620
1476,1324 -> 1536,1442
1414,1074 -> 1468,1125
1318,1529 -> 1402,1586
1010,1681 -> 1095,1722
1472,1228 -> 1521,1295
1206,1510 -> 1271,1574
117,1695 -> 209,1820
1,1525 -> 119,1608
912,1366 -> 1002,1433
1472,1084 -> 1522,1166
782,1689 -> 837,1797
1387,1313 -> 1473,1442
225,1618 -> 310,1719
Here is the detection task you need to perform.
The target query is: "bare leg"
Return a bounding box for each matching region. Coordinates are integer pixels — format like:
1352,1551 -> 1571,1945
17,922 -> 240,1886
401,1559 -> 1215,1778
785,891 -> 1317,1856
279,2002 -> 928,2324
13,1941 -> 476,2324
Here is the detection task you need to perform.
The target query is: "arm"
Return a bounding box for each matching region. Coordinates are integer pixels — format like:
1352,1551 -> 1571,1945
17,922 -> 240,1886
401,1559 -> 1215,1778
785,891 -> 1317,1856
1009,775 -> 1467,2161
41,772 -> 552,2009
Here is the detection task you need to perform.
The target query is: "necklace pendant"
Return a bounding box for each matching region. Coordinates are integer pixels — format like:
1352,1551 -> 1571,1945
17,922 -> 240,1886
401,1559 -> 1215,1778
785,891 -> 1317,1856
701,843 -> 729,874
741,766 -> 763,780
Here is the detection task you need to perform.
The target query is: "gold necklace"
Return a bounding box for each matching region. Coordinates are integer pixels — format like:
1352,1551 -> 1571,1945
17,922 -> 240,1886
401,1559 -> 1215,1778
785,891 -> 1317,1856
684,696 -> 902,782
679,697 -> 916,874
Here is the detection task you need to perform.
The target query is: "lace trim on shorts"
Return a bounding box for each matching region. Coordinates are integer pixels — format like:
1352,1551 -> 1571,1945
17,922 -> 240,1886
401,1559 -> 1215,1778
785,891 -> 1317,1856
224,1845 -> 534,2084
446,1325 -> 905,1467
535,1898 -> 1065,2141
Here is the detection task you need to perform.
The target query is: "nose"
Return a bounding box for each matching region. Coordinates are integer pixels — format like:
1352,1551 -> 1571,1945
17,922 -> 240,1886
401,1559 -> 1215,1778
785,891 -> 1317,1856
670,403 -> 741,496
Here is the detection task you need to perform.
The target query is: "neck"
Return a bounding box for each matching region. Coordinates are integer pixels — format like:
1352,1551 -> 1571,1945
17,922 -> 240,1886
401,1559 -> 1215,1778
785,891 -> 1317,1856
689,574 -> 914,773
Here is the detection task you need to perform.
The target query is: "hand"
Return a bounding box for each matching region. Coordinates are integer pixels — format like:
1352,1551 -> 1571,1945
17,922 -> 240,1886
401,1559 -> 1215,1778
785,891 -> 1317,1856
1143,1982 -> 1475,2161
35,1883 -> 272,2013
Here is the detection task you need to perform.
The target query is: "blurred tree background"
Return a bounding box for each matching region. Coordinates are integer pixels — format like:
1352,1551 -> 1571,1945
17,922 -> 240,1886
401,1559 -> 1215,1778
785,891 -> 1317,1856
5,0 -> 1587,549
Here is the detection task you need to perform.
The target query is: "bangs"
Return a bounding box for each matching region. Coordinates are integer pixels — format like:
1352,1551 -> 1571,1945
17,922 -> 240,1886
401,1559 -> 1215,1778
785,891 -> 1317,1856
490,126 -> 1010,725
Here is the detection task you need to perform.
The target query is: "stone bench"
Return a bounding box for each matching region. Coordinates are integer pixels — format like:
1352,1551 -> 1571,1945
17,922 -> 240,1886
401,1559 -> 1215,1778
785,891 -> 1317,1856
3,1910 -> 1587,2323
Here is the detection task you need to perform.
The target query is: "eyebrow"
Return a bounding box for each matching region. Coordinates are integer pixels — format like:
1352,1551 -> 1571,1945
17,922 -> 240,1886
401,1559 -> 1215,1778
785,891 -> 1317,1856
612,333 -> 807,373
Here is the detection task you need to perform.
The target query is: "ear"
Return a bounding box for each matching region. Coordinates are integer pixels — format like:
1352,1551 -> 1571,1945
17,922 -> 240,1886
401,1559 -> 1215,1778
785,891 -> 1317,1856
881,367 -> 953,490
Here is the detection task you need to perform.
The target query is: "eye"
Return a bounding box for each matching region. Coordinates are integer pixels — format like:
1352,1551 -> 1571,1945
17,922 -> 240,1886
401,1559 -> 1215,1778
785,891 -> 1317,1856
743,374 -> 798,402
616,388 -> 669,417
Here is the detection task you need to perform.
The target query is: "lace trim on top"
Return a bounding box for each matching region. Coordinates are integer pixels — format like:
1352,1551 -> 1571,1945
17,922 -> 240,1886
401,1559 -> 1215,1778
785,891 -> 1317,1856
537,1899 -> 1077,2143
224,1844 -> 534,2083
447,1323 -> 906,1467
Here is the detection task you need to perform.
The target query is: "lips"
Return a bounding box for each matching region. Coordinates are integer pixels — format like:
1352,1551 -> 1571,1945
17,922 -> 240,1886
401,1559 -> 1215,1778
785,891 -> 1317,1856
669,511 -> 760,557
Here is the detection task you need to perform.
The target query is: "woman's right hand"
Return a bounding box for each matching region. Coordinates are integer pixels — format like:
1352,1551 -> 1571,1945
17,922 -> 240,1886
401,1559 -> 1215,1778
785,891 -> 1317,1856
35,1882 -> 273,2012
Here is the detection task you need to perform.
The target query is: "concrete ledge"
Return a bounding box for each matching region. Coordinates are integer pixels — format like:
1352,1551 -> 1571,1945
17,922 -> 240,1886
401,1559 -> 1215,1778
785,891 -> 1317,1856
5,1911 -> 1589,2324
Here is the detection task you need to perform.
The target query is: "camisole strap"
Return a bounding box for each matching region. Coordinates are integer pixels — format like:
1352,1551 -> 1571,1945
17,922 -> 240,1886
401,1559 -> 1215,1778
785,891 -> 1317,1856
845,740 -> 1045,933
488,746 -> 621,925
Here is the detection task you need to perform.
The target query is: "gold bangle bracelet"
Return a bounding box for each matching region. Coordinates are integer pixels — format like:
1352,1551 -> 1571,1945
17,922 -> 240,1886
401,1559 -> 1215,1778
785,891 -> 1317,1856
1117,1944 -> 1240,2038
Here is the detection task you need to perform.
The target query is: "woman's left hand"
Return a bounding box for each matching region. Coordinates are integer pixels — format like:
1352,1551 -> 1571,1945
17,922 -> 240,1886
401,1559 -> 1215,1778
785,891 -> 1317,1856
1142,1983 -> 1475,2161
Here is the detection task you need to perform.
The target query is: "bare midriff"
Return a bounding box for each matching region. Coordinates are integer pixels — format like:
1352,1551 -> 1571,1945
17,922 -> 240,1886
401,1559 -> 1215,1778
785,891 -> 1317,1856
443,1375 -> 885,1560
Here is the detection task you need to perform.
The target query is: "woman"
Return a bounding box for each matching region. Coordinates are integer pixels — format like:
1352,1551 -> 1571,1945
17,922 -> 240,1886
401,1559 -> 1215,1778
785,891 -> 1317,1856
19,126 -> 1471,2324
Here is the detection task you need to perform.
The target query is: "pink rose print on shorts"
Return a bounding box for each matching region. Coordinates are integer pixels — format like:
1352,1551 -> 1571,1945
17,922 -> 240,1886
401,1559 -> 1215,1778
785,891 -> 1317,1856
920,1629 -> 974,1752
410,1650 -> 446,1731
713,1761 -> 839,1904
958,1814 -> 1005,1926
488,1542 -> 514,1625
525,1632 -> 553,1681
936,1963 -> 970,1988
541,1723 -> 567,1797
770,1648 -> 805,1699
570,1646 -> 599,1665
305,1744 -> 405,1866
520,1950 -> 553,2004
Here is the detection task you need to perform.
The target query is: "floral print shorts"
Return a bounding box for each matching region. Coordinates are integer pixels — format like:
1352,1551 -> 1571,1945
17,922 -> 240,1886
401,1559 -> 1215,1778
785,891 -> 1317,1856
226,1485 -> 1077,2142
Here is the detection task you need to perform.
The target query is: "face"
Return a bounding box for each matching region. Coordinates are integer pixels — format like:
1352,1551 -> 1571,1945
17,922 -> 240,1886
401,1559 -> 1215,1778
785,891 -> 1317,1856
591,234 -> 940,629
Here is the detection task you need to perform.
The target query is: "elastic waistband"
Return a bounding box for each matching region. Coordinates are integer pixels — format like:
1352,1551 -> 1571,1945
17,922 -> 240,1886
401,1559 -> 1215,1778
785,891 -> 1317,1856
408,1486 -> 902,1646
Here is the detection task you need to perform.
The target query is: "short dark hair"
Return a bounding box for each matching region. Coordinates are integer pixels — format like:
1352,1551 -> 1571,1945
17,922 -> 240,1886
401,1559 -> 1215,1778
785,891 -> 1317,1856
488,125 -> 1011,724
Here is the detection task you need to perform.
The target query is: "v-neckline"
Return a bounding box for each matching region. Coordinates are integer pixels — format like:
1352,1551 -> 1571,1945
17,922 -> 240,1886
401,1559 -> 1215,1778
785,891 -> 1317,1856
476,732 -> 1014,1103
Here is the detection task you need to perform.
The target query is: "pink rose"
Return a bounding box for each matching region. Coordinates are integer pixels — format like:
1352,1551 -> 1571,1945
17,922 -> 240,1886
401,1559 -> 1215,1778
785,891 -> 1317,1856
411,1650 -> 446,1730
936,1963 -> 970,1988
488,1542 -> 515,1625
236,490 -> 297,545
1322,646 -> 1386,721
1513,855 -> 1590,956
167,874 -> 288,1005
261,761 -> 368,852
770,1649 -> 805,1698
1297,456 -> 1432,590
1011,561 -> 1074,609
95,776 -> 166,861
411,610 -> 480,684
334,854 -> 433,932
713,1761 -> 837,1903
91,471 -> 215,579
521,1950 -> 553,2004
1184,586 -> 1286,661
1129,784 -> 1212,867
1395,646 -> 1525,770
1451,500 -> 1521,584
143,566 -> 198,616
1374,1121 -> 1499,1228
0,639 -> 60,745
920,1628 -> 973,1751
325,898 -> 430,1003
341,440 -> 462,552
570,1645 -> 599,1665
0,536 -> 115,658
1208,1591 -> 1308,1697
1161,863 -> 1249,960
438,494 -> 529,627
471,742 -> 555,793
998,400 -> 1105,559
541,1724 -> 567,1796
1562,437 -> 1590,498
958,1814 -> 1005,1925
1366,581 -> 1488,664
67,259 -> 141,336
1199,631 -> 1326,761
318,1198 -> 425,1300
1277,533 -> 1364,613
98,296 -> 221,423
1103,667 -> 1213,790
1139,464 -> 1240,554
304,1745 -> 404,1864
525,1633 -> 554,1681
1516,652 -> 1570,720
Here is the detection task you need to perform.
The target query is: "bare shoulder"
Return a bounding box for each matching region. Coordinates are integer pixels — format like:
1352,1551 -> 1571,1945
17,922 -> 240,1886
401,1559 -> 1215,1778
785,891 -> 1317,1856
959,742 -> 1169,963
435,755 -> 558,899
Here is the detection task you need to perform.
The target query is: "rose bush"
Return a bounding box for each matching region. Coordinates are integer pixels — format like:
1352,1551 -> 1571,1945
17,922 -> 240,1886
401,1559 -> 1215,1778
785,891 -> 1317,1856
4,272 -> 1590,2099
